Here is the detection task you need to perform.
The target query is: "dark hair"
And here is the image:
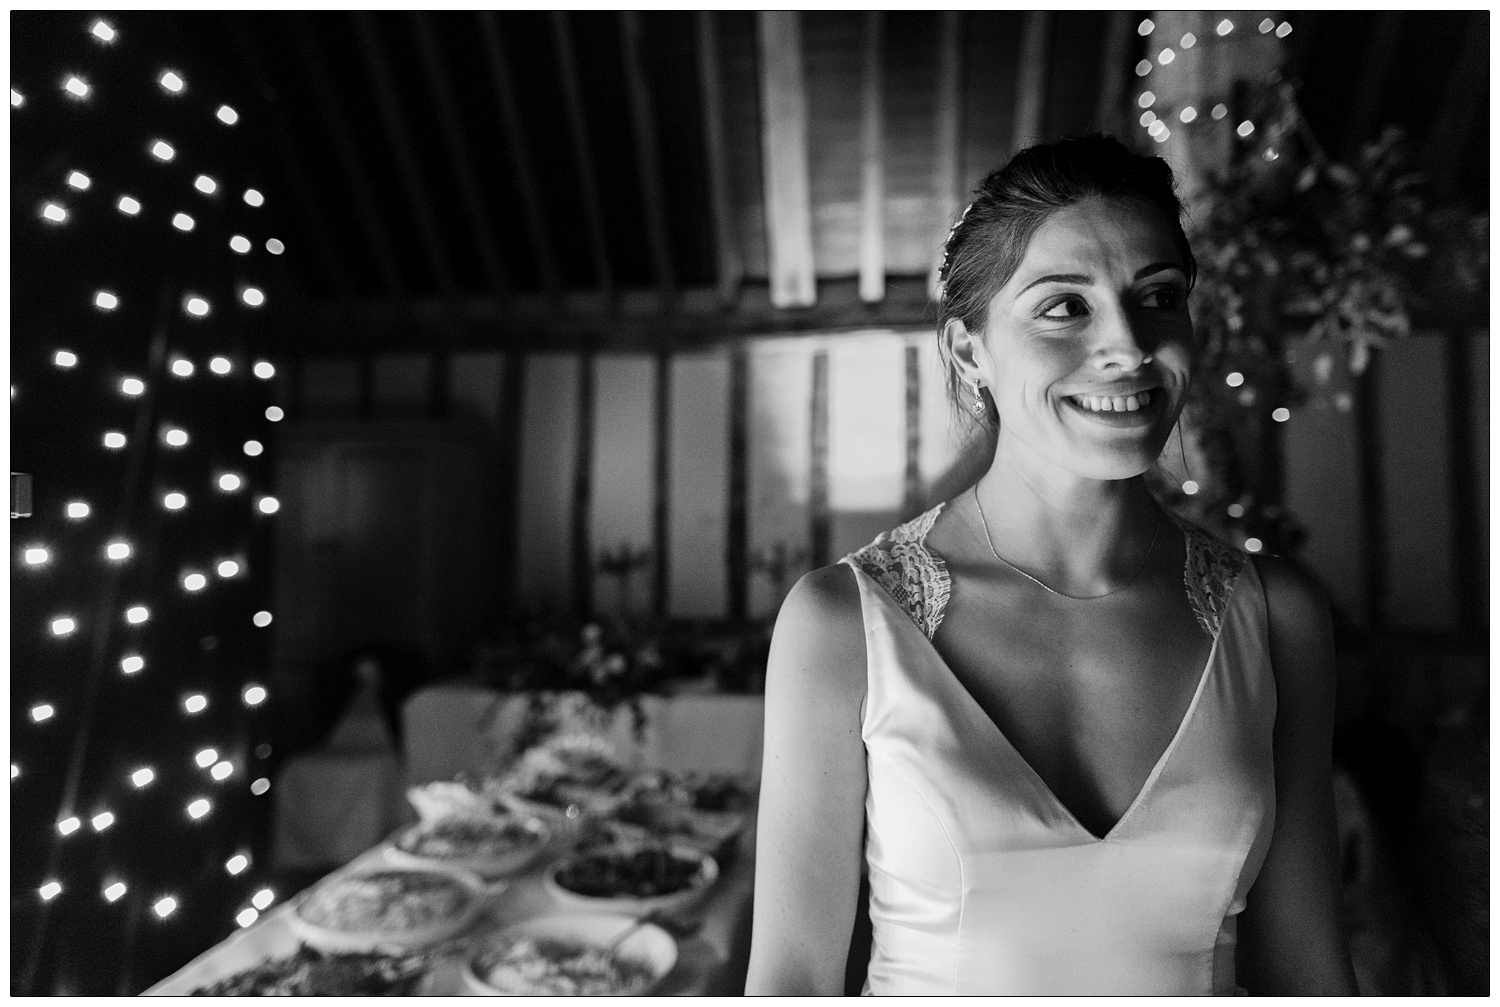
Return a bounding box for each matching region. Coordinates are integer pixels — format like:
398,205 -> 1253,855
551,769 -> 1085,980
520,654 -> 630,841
937,134 -> 1197,428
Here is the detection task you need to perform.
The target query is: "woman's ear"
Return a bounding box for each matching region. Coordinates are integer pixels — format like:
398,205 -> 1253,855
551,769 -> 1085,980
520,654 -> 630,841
940,317 -> 989,387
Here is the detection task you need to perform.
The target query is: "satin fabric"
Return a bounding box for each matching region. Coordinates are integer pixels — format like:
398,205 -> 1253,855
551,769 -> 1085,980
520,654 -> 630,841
842,539 -> 1277,995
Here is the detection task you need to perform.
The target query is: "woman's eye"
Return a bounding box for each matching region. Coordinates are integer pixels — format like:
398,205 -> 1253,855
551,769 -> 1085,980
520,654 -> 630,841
1141,288 -> 1183,310
1039,296 -> 1087,319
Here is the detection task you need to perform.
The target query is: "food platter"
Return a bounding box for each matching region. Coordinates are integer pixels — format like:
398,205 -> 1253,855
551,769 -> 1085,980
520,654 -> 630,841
462,913 -> 678,996
382,813 -> 553,879
287,865 -> 501,952
543,842 -> 718,918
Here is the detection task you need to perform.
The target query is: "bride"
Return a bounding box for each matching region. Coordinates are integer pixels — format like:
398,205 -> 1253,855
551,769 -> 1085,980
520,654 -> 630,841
745,135 -> 1357,995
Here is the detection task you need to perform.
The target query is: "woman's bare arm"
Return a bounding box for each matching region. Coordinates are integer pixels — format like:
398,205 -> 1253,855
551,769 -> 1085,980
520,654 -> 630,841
745,563 -> 869,995
1237,555 -> 1358,994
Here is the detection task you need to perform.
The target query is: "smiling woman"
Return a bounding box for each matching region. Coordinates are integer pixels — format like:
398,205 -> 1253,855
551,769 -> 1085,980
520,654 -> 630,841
747,135 -> 1358,996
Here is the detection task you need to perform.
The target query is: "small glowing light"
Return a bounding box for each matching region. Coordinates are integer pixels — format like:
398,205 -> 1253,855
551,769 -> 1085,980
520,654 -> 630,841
159,71 -> 184,93
210,356 -> 232,374
104,431 -> 127,449
66,501 -> 90,519
253,360 -> 276,379
104,882 -> 127,902
1153,128 -> 1170,144
122,378 -> 146,398
1244,537 -> 1264,553
43,203 -> 68,223
244,440 -> 264,457
194,175 -> 217,195
125,605 -> 149,624
265,406 -> 284,422
242,288 -> 265,307
151,140 -> 175,161
92,20 -> 116,42
67,170 -> 91,190
266,238 -> 285,255
57,817 -> 80,836
185,296 -> 210,317
226,854 -> 249,875
218,560 -> 241,578
253,611 -> 273,628
229,235 -> 252,254
24,547 -> 49,565
1237,120 -> 1255,138
131,767 -> 154,787
1263,148 -> 1279,162
171,358 -> 195,378
1138,91 -> 1155,108
1217,19 -> 1234,35
163,492 -> 187,511
187,798 -> 211,819
172,212 -> 195,231
64,76 -> 90,99
164,428 -> 189,447
1180,32 -> 1196,49
243,189 -> 264,207
11,89 -> 23,108
121,655 -> 145,674
10,764 -> 17,780
1272,407 -> 1291,423
154,897 -> 177,918
256,744 -> 272,759
32,704 -> 56,723
218,473 -> 242,492
211,761 -> 234,781
258,496 -> 280,515
251,889 -> 275,911
1275,21 -> 1292,38
216,105 -> 240,127
55,350 -> 78,367
1211,104 -> 1228,120
1179,106 -> 1197,123
95,291 -> 119,310
106,541 -> 132,561
1226,372 -> 1245,387
1259,18 -> 1275,33
183,572 -> 207,592
40,881 -> 62,901
1148,120 -> 1167,137
1135,60 -> 1153,77
195,748 -> 218,769
117,196 -> 141,215
184,695 -> 208,715
1158,48 -> 1175,65
91,811 -> 115,832
1137,18 -> 1154,35
251,777 -> 271,796
243,685 -> 267,706
236,908 -> 259,928
51,617 -> 77,636
1228,503 -> 1246,519
1140,111 -> 1157,127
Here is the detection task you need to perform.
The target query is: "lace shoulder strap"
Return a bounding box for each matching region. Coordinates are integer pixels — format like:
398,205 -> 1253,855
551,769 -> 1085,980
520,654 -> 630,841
1177,517 -> 1248,638
842,502 -> 951,640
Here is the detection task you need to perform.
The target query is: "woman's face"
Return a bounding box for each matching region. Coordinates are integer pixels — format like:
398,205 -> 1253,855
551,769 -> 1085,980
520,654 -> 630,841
977,198 -> 1194,482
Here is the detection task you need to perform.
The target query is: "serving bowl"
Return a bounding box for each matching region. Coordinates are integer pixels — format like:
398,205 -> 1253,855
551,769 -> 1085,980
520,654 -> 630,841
542,843 -> 717,919
287,864 -> 501,952
461,913 -> 677,996
382,813 -> 552,879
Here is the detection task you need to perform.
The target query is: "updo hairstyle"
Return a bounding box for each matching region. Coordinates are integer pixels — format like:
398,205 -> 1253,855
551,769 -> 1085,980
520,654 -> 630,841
937,134 -> 1198,429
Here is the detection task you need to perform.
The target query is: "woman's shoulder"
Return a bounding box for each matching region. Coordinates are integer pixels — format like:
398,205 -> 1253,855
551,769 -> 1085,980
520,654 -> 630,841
765,562 -> 867,708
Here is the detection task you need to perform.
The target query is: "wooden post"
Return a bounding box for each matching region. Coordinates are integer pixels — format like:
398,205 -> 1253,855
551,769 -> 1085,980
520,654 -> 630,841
757,12 -> 817,308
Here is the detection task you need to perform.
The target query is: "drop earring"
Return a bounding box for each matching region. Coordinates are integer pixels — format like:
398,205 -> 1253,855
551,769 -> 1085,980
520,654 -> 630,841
971,382 -> 987,418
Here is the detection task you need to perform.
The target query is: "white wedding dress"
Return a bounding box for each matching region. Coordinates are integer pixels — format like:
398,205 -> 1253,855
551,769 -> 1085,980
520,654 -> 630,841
841,502 -> 1275,995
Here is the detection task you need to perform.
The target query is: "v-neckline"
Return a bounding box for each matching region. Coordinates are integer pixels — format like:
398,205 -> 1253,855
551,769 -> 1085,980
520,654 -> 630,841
876,521 -> 1227,844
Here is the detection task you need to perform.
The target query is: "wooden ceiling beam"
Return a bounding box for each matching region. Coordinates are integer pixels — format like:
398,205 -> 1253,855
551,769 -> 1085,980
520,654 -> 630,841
224,15 -> 353,300
619,12 -> 677,308
551,12 -> 615,300
858,11 -> 885,304
757,12 -> 817,309
694,12 -> 743,307
929,11 -> 962,297
1012,11 -> 1051,152
351,13 -> 461,298
1340,13 -> 1403,159
290,14 -> 407,296
477,13 -> 562,301
410,12 -> 511,298
1094,11 -> 1136,136
1422,11 -> 1486,198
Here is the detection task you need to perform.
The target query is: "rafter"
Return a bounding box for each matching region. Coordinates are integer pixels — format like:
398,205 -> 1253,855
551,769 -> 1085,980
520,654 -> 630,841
1012,11 -> 1051,152
551,12 -> 615,300
858,11 -> 885,304
929,11 -> 962,298
619,12 -> 677,307
695,12 -> 743,306
1094,11 -> 1135,136
410,12 -> 511,297
477,13 -> 562,300
1341,13 -> 1403,158
351,12 -> 460,297
290,14 -> 406,296
757,11 -> 817,309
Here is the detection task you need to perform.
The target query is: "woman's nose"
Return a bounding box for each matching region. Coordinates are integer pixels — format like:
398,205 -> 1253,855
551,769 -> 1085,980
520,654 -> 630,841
1090,307 -> 1151,371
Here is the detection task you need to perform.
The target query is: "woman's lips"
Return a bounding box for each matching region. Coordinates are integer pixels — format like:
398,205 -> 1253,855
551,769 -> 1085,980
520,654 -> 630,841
1062,388 -> 1163,425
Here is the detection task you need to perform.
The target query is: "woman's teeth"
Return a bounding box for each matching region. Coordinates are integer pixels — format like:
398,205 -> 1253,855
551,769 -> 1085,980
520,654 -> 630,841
1072,390 -> 1152,412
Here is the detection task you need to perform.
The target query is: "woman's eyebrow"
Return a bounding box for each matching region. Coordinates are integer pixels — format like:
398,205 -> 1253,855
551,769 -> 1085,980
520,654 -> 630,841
1134,261 -> 1186,280
1016,262 -> 1186,296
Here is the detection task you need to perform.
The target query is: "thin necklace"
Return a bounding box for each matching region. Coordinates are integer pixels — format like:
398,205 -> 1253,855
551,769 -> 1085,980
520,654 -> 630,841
972,485 -> 1162,601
